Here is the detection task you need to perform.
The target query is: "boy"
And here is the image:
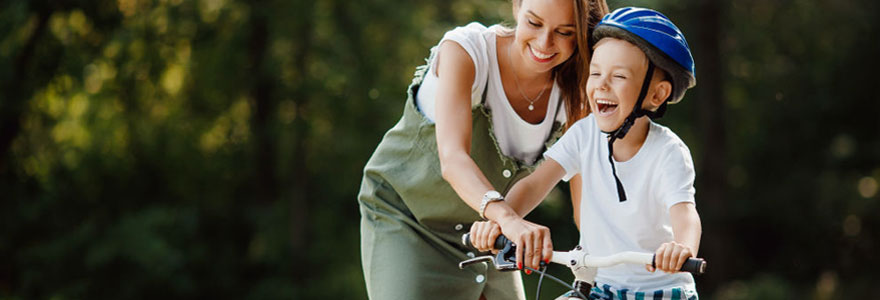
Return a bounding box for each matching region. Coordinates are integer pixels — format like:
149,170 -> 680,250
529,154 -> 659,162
471,7 -> 702,299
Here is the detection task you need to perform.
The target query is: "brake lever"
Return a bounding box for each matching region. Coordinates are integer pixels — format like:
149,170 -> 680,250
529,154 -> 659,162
458,237 -> 518,271
458,255 -> 494,269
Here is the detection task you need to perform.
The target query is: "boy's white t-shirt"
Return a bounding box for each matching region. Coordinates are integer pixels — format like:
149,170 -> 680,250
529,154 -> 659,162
544,115 -> 697,292
416,22 -> 566,165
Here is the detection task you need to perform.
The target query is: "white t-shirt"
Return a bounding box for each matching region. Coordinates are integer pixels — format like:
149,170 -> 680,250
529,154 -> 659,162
544,115 -> 697,292
416,22 -> 566,165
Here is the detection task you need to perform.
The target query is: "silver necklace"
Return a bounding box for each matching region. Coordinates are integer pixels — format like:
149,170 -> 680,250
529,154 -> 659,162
507,43 -> 550,111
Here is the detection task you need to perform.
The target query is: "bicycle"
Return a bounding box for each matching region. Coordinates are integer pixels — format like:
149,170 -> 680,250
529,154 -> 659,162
458,233 -> 707,300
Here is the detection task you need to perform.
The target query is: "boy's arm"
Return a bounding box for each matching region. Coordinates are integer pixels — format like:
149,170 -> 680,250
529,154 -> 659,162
501,158 -> 568,216
569,174 -> 582,230
650,202 -> 702,273
670,202 -> 701,255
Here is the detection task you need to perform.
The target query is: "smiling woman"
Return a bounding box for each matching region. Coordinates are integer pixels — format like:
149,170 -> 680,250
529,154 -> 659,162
357,0 -> 608,299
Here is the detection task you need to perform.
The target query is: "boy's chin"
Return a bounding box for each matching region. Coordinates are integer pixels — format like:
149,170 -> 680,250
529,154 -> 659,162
595,118 -> 624,133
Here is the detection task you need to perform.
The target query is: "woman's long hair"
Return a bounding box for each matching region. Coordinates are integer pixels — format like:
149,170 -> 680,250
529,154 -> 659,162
554,0 -> 609,127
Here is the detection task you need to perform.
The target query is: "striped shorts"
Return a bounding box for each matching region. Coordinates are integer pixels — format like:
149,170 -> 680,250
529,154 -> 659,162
587,283 -> 698,300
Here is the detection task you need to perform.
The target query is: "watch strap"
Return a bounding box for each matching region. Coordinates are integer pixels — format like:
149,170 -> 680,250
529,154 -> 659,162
479,191 -> 504,220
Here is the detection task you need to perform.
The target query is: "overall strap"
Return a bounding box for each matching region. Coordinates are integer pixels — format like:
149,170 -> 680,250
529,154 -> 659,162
551,83 -> 562,123
479,66 -> 490,106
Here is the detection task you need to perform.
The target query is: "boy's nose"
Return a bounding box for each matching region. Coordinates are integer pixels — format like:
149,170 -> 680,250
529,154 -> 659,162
596,76 -> 610,91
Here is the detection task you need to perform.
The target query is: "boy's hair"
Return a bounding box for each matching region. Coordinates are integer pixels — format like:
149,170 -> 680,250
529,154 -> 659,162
592,7 -> 696,104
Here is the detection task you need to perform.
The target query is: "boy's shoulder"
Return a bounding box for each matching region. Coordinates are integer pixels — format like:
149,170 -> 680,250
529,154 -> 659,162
560,114 -> 602,145
569,114 -> 598,135
647,121 -> 694,163
649,122 -> 688,146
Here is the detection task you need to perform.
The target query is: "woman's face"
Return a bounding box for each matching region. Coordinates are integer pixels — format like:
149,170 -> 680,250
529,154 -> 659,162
512,0 -> 577,73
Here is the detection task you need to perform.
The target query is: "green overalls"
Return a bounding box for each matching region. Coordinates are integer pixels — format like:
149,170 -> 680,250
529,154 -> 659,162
358,61 -> 564,299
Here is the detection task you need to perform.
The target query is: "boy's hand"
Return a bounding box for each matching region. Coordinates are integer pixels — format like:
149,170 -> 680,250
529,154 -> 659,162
469,220 -> 502,253
646,241 -> 694,273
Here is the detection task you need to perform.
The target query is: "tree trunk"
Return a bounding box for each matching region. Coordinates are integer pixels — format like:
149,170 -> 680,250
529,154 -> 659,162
290,0 -> 315,283
696,0 -> 726,213
694,0 -> 727,293
0,4 -> 53,173
249,3 -> 277,204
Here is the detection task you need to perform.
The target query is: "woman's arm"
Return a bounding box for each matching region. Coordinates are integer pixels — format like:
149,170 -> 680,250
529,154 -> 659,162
481,158 -> 567,270
435,40 -> 570,270
649,202 -> 702,273
434,41 -> 499,213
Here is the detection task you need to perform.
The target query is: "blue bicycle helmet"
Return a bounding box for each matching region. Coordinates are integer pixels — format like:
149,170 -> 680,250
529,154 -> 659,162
591,7 -> 697,202
593,7 -> 696,104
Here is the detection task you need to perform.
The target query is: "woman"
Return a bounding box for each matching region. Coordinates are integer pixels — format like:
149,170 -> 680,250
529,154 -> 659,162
358,0 -> 609,299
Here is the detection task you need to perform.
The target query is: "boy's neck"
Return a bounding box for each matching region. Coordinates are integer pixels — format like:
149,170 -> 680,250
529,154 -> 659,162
610,117 -> 651,162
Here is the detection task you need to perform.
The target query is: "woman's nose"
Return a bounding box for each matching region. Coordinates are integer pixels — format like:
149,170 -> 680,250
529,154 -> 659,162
536,29 -> 553,49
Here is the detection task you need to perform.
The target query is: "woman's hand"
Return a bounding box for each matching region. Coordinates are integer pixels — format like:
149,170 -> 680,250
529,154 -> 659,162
469,221 -> 502,253
497,216 -> 553,272
647,241 -> 694,273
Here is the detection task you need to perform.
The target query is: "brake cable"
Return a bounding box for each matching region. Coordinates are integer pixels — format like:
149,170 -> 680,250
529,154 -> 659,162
522,264 -> 587,300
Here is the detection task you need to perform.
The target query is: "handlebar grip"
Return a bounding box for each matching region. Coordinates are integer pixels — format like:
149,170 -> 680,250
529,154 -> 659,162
651,256 -> 707,275
461,233 -> 511,250
680,257 -> 707,274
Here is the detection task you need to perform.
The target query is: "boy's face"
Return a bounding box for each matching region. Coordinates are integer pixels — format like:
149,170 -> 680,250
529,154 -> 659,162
586,38 -> 662,132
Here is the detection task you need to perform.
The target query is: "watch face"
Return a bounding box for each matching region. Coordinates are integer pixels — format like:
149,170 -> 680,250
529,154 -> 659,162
487,191 -> 502,199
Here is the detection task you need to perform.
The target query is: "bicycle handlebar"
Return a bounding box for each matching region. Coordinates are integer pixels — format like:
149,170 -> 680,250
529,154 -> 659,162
461,233 -> 707,275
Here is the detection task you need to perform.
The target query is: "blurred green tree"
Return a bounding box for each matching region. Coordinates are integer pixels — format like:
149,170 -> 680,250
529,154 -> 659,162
0,0 -> 877,299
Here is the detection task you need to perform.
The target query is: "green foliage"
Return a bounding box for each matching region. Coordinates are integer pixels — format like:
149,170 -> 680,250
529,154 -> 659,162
1,0 -> 878,299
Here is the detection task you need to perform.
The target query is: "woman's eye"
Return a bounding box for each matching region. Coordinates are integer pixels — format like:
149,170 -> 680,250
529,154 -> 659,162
557,31 -> 573,36
590,72 -> 600,77
528,20 -> 540,27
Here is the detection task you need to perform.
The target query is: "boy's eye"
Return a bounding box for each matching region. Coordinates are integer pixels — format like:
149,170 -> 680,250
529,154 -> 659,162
528,20 -> 540,27
614,74 -> 627,79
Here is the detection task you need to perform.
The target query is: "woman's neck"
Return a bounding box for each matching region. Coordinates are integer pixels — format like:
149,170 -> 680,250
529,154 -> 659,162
504,37 -> 552,83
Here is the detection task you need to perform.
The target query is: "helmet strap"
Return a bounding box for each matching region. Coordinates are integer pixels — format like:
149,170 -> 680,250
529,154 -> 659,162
602,62 -> 655,202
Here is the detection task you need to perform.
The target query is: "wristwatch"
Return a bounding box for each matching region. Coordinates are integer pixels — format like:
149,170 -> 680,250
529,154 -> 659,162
479,190 -> 504,220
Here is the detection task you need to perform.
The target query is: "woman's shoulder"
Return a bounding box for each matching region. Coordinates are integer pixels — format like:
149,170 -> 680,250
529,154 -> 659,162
443,22 -> 506,42
450,22 -> 492,33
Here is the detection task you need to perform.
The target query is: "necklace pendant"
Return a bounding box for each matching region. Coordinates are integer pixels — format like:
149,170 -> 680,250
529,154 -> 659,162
528,104 -> 535,111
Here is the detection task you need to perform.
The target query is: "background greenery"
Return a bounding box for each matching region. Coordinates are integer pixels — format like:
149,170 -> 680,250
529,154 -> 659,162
1,0 -> 877,299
